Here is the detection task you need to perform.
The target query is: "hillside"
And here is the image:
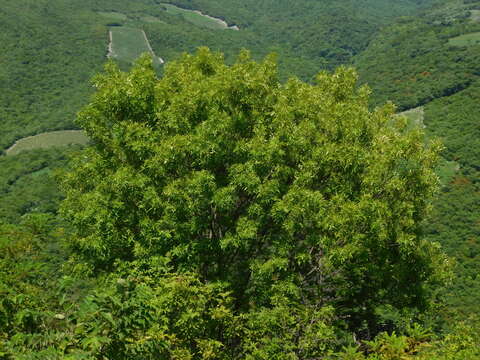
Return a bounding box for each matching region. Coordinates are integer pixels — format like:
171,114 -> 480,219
0,0 -> 106,149
0,0 -> 433,151
355,0 -> 480,323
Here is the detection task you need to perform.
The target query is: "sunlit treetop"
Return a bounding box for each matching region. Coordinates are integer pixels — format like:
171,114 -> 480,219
61,48 -> 449,335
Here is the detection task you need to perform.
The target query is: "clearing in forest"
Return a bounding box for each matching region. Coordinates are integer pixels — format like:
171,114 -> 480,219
142,15 -> 166,24
109,27 -> 164,65
397,106 -> 425,129
5,130 -> 89,156
161,3 -> 238,30
397,106 -> 458,184
470,9 -> 480,22
98,11 -> 128,22
448,32 -> 480,46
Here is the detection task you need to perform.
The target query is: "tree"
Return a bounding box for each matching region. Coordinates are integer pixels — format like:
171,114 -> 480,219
60,48 -> 448,353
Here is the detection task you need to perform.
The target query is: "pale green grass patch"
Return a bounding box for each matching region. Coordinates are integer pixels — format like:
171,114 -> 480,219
396,106 -> 458,184
6,130 -> 89,156
161,3 -> 229,30
98,11 -> 128,21
142,15 -> 166,24
110,27 -> 163,65
448,32 -> 480,46
397,106 -> 425,130
111,27 -> 150,63
470,10 -> 480,22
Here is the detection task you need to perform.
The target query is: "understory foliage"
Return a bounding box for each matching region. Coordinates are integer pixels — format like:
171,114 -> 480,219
47,48 -> 452,358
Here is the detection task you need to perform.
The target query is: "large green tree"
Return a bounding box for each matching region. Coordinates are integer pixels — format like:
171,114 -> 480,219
60,48 -> 448,353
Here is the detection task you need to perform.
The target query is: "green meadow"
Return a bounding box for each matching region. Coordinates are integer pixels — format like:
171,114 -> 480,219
161,3 -> 229,30
110,27 -> 151,63
110,27 -> 163,65
470,9 -> 480,22
398,106 -> 425,129
5,130 -> 89,156
98,11 -> 128,22
448,31 -> 480,46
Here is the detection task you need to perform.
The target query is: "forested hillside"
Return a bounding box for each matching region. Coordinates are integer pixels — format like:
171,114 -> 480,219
0,0 -> 432,151
0,0 -> 106,149
355,0 -> 480,324
1,0 -> 480,358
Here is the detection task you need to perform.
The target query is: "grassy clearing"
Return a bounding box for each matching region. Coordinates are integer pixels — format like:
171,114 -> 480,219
142,15 -> 166,24
396,107 -> 458,184
448,32 -> 480,46
470,10 -> 480,22
161,3 -> 229,30
397,106 -> 425,129
98,11 -> 128,21
6,130 -> 89,156
110,27 -> 163,65
110,27 -> 151,63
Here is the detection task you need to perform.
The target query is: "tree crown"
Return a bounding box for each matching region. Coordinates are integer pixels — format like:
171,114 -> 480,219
61,48 -> 448,332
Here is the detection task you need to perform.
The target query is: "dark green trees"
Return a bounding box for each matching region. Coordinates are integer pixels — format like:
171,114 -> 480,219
60,48 -> 448,357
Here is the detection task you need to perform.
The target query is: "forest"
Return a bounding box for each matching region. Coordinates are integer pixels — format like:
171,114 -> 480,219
1,0 -> 480,358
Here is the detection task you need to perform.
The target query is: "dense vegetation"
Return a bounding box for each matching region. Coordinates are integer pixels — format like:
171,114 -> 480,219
0,0 -> 106,150
0,49 -> 456,359
0,0 -> 433,150
354,0 -> 480,326
1,0 -> 480,358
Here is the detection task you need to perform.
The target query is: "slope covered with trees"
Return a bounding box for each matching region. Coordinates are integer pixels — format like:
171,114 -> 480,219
355,0 -> 480,324
0,0 -> 106,150
0,0 -> 433,151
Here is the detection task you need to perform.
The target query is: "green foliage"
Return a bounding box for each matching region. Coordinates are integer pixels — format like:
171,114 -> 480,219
420,321 -> 480,359
422,81 -> 480,321
333,322 -> 480,359
355,1 -> 480,110
0,0 -> 433,151
98,11 -> 128,22
2,1 -> 479,357
0,214 -> 72,358
355,0 -> 480,325
423,80 -> 480,172
0,148 -> 77,223
69,267 -> 235,360
60,49 -> 447,350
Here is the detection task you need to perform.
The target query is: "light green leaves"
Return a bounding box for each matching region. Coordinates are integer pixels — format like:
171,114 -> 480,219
60,48 -> 448,356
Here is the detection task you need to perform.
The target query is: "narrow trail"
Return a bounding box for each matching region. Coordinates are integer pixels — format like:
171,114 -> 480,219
107,30 -> 114,58
141,30 -> 164,64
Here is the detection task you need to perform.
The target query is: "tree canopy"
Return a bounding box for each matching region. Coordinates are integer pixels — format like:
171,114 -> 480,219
57,48 -> 450,358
